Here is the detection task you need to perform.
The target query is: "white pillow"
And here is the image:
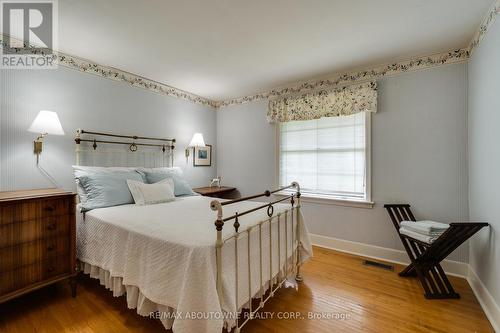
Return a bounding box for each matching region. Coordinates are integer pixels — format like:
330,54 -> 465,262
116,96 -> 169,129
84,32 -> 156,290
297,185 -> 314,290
127,178 -> 175,206
72,165 -> 138,172
136,166 -> 183,176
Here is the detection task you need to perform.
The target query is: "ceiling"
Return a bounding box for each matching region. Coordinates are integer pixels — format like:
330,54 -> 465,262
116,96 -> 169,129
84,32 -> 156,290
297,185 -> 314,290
55,0 -> 492,101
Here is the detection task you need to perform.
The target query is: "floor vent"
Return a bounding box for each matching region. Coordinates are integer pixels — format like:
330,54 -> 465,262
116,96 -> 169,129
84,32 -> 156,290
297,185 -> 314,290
363,260 -> 394,271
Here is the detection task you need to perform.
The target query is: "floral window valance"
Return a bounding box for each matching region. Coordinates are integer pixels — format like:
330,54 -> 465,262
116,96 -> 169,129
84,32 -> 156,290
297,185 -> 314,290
267,81 -> 377,123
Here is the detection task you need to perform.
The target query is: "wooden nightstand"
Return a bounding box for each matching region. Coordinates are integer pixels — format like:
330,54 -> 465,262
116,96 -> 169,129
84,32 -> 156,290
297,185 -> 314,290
0,188 -> 77,304
193,186 -> 236,198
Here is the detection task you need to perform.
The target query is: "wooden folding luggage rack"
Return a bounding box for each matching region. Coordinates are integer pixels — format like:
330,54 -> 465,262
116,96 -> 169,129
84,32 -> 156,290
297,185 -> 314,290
384,204 -> 488,299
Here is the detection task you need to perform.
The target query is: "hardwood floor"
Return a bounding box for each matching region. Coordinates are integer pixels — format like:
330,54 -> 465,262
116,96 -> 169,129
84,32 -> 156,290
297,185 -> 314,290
0,246 -> 493,333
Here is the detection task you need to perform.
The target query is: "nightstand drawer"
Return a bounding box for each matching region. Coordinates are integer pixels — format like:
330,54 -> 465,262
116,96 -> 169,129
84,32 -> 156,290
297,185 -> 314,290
0,215 -> 70,248
0,196 -> 73,226
0,256 -> 70,295
0,236 -> 70,273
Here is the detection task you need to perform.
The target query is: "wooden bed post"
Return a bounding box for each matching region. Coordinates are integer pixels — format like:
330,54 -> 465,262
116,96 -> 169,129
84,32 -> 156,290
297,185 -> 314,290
292,182 -> 303,282
210,200 -> 224,302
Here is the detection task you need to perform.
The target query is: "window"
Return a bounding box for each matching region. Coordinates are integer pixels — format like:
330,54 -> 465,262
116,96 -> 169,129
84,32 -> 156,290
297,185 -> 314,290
279,112 -> 371,203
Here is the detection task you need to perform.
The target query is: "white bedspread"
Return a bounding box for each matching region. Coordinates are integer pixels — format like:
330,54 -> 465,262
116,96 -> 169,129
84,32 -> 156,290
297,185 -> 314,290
77,195 -> 312,333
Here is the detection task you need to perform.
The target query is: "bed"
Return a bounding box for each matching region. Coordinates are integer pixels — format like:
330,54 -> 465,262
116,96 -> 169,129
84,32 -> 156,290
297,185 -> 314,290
74,129 -> 312,333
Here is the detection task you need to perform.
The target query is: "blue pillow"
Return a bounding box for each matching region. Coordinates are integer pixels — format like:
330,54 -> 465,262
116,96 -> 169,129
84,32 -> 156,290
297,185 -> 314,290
142,171 -> 197,197
77,171 -> 144,211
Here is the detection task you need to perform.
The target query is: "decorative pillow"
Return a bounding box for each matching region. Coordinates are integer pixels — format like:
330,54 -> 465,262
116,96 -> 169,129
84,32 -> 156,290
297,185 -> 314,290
74,177 -> 88,204
77,171 -> 144,211
127,178 -> 175,206
141,171 -> 198,197
72,166 -> 142,204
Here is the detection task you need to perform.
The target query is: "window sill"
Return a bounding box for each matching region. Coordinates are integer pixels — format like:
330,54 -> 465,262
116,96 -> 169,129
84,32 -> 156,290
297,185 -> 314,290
274,191 -> 374,209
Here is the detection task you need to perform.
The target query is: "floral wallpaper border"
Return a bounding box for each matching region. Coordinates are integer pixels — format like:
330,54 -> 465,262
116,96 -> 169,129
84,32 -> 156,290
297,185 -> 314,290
1,0 -> 498,110
216,49 -> 470,108
468,0 -> 500,55
57,54 -> 218,108
218,0 -> 500,108
0,34 -> 217,108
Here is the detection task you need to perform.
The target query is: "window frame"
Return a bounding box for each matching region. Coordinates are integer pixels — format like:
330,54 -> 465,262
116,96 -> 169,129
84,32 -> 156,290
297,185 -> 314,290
275,112 -> 373,208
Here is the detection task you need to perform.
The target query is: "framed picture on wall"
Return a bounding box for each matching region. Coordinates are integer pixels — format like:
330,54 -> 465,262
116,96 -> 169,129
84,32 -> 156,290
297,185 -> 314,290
193,144 -> 212,167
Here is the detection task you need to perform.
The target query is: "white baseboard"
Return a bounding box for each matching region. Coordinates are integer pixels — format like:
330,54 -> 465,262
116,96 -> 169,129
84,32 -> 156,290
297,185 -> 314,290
309,233 -> 499,331
309,233 -> 468,278
467,266 -> 500,333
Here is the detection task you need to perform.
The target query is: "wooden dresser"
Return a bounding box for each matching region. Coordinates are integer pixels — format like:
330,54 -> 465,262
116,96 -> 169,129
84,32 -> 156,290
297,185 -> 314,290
0,189 -> 77,304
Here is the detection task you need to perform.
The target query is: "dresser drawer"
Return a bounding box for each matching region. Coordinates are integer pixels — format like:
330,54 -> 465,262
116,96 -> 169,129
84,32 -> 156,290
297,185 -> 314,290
0,236 -> 70,273
0,256 -> 71,295
0,215 -> 70,248
0,196 -> 74,225
0,189 -> 76,302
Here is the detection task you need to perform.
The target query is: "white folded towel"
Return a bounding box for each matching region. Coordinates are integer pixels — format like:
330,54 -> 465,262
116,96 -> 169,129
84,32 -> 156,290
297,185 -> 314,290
400,220 -> 449,236
399,227 -> 441,244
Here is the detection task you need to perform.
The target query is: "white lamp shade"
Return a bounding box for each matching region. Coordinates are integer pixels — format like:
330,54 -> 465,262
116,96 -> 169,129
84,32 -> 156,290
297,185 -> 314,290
28,110 -> 65,135
188,133 -> 205,147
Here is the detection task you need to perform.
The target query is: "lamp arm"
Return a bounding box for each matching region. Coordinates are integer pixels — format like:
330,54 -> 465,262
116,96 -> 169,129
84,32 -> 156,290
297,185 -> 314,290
33,132 -> 48,164
35,133 -> 48,142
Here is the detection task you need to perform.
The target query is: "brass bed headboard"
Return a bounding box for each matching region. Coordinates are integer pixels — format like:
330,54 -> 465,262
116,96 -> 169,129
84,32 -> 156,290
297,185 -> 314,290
74,129 -> 176,168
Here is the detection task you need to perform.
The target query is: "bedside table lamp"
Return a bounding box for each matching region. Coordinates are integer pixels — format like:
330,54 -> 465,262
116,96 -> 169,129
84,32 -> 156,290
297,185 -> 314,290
185,132 -> 205,158
28,110 -> 65,163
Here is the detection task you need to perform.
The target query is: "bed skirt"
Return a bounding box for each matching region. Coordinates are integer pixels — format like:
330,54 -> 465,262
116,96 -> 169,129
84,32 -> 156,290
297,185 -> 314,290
80,260 -> 298,332
81,262 -> 177,330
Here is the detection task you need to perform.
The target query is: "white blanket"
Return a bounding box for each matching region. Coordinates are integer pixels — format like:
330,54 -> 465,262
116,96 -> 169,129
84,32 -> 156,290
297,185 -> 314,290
77,196 -> 312,333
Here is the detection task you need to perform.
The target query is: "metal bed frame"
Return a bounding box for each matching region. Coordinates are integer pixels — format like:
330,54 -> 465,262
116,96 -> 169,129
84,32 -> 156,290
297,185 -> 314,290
211,182 -> 303,332
74,129 -> 305,332
75,129 -> 176,167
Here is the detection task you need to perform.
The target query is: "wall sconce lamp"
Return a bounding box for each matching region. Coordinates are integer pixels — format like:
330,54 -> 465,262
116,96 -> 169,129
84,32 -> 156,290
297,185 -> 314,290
28,110 -> 65,163
185,132 -> 205,158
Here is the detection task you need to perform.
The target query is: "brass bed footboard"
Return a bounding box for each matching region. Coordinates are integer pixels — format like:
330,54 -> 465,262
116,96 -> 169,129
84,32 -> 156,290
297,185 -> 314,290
210,182 -> 303,332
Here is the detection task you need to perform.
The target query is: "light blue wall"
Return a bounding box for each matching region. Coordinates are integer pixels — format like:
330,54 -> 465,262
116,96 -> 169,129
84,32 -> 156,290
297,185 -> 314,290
0,50 -> 472,265
0,66 -> 217,191
468,17 -> 500,310
217,63 -> 469,262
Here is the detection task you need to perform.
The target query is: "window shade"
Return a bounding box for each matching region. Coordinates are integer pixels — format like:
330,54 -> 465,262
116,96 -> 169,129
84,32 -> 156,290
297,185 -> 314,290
280,112 -> 366,199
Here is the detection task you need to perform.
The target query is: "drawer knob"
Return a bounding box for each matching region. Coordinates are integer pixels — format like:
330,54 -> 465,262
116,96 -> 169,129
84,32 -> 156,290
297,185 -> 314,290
47,245 -> 55,251
44,206 -> 55,212
47,266 -> 55,272
47,223 -> 57,230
